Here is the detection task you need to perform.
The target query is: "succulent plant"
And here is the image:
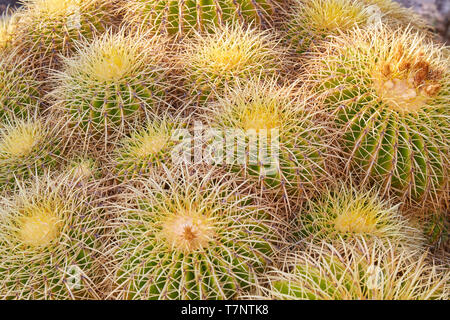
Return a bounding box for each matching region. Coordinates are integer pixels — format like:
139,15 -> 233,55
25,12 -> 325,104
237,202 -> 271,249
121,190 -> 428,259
0,115 -> 66,189
204,77 -> 328,197
111,116 -> 187,181
0,11 -> 18,52
286,0 -> 429,53
14,0 -> 114,68
51,30 -> 171,146
306,26 -> 449,207
295,183 -> 424,249
121,0 -> 282,36
105,168 -> 284,299
264,241 -> 449,300
178,24 -> 285,104
0,53 -> 41,119
0,173 -> 106,299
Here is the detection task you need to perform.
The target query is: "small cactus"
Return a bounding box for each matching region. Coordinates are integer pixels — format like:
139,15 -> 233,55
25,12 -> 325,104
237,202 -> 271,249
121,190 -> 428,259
111,116 -> 186,181
0,115 -> 65,189
296,183 -> 424,249
14,0 -> 114,68
105,168 -> 284,299
51,30 -> 171,146
178,25 -> 285,104
306,26 -> 449,207
204,77 -> 328,197
264,241 -> 449,300
286,0 -> 429,53
0,173 -> 106,299
121,0 -> 282,36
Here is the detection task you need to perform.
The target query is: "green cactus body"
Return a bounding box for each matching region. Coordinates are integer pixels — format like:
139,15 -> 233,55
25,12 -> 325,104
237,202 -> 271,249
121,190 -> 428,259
0,174 -> 105,299
107,169 -> 282,299
16,0 -> 113,68
267,242 -> 449,300
180,25 -> 284,104
112,118 -> 186,180
308,27 -> 449,205
52,31 -> 170,142
0,56 -> 41,119
0,117 -> 64,189
206,79 -> 327,197
123,0 -> 280,36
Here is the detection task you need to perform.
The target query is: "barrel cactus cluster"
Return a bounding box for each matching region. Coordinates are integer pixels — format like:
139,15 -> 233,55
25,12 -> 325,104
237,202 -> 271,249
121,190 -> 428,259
0,0 -> 447,300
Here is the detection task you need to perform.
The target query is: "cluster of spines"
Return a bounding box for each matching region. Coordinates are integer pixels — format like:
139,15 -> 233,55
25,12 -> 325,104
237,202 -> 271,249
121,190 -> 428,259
305,26 -> 449,207
104,168 -> 285,300
0,172 -> 106,299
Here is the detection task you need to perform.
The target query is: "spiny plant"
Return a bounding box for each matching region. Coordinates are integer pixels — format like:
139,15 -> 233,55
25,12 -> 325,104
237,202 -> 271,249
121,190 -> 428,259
0,115 -> 66,189
105,168 -> 285,299
51,29 -> 171,147
0,172 -> 106,299
111,116 -> 187,181
421,210 -> 449,249
121,0 -> 283,36
286,0 -> 429,53
178,24 -> 285,104
0,11 -> 18,52
306,26 -> 449,208
0,53 -> 41,119
203,77 -> 328,198
64,155 -> 100,185
263,241 -> 449,300
295,183 -> 424,249
14,0 -> 115,68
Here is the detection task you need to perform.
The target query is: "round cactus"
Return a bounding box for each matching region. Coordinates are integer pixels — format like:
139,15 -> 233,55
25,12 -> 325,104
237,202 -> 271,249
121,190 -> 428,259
178,24 -> 285,104
121,0 -> 282,36
0,115 -> 66,189
204,77 -> 328,197
14,0 -> 114,68
286,0 -> 429,53
306,26 -> 449,207
51,30 -> 171,145
0,53 -> 41,119
105,168 -> 284,299
64,155 -> 100,185
111,116 -> 186,181
0,173 -> 106,299
295,183 -> 424,249
264,241 -> 449,300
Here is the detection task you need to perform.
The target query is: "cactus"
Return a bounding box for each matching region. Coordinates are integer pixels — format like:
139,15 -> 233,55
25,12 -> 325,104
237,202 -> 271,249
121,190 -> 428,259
306,26 -> 449,207
105,168 -> 284,299
179,25 -> 285,104
286,0 -> 429,53
0,11 -> 18,52
0,53 -> 41,119
121,0 -> 282,36
264,241 -> 449,300
51,30 -> 171,145
204,77 -> 328,197
296,184 -> 424,249
64,156 -> 100,185
0,173 -> 106,299
14,0 -> 114,68
0,115 -> 66,189
111,116 -> 186,181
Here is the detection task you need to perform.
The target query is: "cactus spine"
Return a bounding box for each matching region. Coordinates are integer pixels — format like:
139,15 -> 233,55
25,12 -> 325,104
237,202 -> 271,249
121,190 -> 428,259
306,26 -> 449,207
0,173 -> 106,299
105,169 -> 284,299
